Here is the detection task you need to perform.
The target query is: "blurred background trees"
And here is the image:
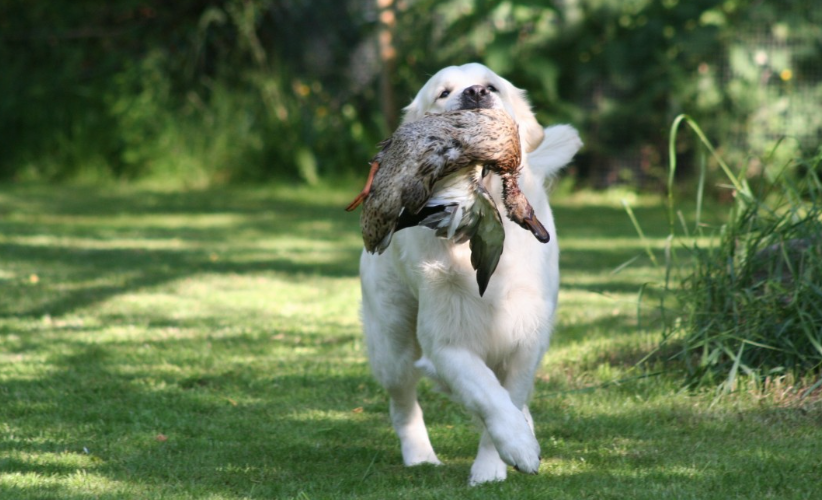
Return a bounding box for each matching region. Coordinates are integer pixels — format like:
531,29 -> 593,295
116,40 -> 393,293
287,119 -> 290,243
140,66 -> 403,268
1,0 -> 819,187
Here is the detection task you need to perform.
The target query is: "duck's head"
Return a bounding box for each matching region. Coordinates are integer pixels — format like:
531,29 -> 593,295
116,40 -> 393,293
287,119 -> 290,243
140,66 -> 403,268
500,173 -> 550,243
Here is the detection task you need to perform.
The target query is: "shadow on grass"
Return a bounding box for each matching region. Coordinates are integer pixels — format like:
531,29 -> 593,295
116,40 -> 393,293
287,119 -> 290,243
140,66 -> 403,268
0,185 -> 363,320
0,186 -> 669,321
3,340 -> 818,499
7,186 -> 815,498
0,242 -> 361,319
0,331 -> 436,498
2,330 -> 818,499
554,202 -> 671,240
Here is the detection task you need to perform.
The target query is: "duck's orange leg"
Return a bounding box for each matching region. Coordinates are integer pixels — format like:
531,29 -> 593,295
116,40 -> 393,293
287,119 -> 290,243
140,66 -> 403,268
345,161 -> 381,211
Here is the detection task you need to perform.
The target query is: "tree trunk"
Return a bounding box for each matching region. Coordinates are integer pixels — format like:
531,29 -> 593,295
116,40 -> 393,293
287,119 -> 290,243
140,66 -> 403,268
377,0 -> 398,132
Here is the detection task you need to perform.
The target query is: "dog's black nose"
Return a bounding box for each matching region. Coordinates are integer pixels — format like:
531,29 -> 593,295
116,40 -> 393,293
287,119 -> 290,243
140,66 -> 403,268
459,85 -> 492,110
463,85 -> 489,100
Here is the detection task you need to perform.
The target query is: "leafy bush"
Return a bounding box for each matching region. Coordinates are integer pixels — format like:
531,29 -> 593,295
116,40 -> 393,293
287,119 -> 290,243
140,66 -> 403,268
2,1 -> 820,186
0,0 -> 381,185
633,115 -> 822,392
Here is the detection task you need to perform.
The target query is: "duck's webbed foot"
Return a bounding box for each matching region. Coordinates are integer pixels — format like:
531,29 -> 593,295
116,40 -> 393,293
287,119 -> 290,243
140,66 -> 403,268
345,161 -> 381,211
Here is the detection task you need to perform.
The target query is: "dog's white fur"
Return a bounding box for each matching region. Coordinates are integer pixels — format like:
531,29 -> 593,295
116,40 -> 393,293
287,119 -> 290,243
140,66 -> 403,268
360,63 -> 582,485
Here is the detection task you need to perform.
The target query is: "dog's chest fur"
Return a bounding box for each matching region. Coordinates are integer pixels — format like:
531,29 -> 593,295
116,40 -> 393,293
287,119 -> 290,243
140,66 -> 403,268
390,173 -> 555,363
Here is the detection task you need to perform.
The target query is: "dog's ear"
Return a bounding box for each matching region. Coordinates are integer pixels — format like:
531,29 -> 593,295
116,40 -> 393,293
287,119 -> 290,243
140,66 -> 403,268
402,75 -> 438,125
401,97 -> 424,125
402,67 -> 452,124
508,87 -> 544,153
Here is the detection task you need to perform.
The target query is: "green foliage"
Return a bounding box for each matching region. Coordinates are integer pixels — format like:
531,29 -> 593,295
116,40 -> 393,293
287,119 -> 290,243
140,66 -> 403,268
1,1 -> 820,185
632,115 -> 822,392
0,0 -> 382,184
387,0 -> 822,186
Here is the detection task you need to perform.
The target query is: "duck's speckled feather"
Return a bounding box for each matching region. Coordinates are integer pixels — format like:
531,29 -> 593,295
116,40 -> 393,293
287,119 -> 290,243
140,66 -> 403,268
360,109 -> 521,253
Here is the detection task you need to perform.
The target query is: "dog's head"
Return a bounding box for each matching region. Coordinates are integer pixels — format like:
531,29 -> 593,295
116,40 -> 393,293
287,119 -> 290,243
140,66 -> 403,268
402,63 -> 544,153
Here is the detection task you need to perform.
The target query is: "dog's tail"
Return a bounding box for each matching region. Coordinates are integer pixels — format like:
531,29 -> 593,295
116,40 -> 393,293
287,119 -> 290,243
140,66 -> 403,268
527,124 -> 583,181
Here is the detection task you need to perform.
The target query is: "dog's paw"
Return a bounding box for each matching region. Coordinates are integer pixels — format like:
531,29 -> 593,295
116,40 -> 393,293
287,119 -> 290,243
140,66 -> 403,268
469,455 -> 507,486
400,431 -> 442,467
403,449 -> 442,467
486,413 -> 541,474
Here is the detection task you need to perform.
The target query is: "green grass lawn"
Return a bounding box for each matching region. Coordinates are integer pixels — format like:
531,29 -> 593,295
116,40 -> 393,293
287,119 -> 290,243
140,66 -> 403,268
1,183 -> 820,499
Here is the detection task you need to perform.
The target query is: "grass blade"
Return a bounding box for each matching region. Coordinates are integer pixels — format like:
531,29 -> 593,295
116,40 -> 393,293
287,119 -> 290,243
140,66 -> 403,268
622,199 -> 659,267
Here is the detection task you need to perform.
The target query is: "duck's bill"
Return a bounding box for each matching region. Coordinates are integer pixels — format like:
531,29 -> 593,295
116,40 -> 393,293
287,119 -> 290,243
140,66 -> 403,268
522,215 -> 550,243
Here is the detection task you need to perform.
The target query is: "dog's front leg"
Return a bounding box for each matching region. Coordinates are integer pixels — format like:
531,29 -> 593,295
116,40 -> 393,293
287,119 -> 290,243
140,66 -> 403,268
428,346 -> 541,475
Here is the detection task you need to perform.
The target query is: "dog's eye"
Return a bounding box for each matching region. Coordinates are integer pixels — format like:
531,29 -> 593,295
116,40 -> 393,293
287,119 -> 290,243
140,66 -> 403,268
487,84 -> 498,92
438,89 -> 451,99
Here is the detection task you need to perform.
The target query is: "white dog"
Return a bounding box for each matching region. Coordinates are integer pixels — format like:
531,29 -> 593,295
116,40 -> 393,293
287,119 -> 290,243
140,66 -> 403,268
359,63 -> 582,485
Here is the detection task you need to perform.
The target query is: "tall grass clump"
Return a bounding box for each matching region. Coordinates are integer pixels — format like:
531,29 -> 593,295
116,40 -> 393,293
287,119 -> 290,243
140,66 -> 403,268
634,115 -> 822,393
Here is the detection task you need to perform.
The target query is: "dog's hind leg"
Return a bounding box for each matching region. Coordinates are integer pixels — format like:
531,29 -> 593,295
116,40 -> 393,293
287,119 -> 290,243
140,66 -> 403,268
387,383 -> 441,466
361,254 -> 440,466
469,427 -> 508,485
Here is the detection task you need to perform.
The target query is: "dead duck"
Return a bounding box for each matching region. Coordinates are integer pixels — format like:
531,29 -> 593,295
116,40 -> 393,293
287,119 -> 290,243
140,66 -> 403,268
346,108 -> 549,295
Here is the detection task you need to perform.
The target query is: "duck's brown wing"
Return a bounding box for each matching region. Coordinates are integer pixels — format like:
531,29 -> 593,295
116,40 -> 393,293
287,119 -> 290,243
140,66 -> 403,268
400,138 -> 467,214
365,155 -> 451,253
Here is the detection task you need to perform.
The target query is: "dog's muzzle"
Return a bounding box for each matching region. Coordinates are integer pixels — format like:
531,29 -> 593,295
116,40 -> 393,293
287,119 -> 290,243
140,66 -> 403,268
459,85 -> 494,110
